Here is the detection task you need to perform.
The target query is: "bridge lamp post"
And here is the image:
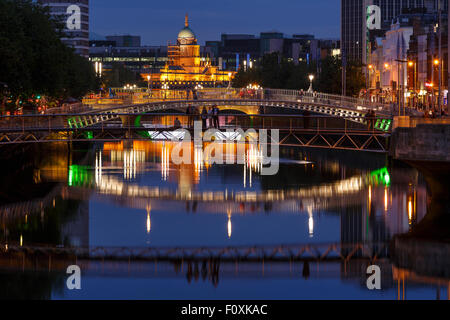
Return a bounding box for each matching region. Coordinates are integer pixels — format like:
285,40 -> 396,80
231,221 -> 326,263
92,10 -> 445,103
228,72 -> 232,89
408,61 -> 417,110
308,74 -> 314,93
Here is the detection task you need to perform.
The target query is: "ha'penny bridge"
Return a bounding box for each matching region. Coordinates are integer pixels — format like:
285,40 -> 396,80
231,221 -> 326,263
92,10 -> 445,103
0,88 -> 393,152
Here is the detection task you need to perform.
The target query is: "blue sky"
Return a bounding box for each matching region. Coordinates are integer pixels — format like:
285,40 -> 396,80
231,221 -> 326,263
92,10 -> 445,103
90,0 -> 341,45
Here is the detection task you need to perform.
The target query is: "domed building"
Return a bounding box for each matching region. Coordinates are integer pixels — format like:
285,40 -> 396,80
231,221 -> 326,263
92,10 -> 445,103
142,14 -> 234,88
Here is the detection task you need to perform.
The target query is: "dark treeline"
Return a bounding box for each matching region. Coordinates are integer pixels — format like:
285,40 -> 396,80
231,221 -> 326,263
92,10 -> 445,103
101,62 -> 146,89
232,52 -> 365,97
0,0 -> 98,112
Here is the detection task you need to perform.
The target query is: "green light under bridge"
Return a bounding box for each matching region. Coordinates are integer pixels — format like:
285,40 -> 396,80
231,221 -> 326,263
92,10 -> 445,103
68,165 -> 94,187
369,167 -> 390,186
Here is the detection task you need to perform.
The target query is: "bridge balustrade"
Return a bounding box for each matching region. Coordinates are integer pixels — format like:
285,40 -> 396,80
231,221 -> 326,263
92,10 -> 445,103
95,88 -> 391,115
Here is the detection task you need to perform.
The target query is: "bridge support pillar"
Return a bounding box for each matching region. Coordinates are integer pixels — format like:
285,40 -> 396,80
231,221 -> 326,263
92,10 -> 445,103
119,115 -> 138,128
119,115 -> 138,139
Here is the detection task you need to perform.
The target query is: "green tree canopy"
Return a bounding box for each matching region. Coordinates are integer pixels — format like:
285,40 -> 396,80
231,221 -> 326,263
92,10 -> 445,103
232,52 -> 365,97
0,0 -> 98,111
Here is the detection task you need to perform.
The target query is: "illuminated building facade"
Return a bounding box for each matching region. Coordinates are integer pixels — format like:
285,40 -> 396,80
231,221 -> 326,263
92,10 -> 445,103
141,15 -> 234,88
341,0 -> 447,64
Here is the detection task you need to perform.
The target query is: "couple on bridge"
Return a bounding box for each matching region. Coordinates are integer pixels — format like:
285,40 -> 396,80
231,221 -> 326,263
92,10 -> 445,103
185,105 -> 220,129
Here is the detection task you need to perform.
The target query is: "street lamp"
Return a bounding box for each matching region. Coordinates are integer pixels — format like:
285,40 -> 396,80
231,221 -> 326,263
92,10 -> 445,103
408,61 -> 417,109
308,74 -> 314,92
366,64 -> 374,100
433,58 -> 443,114
228,72 -> 232,89
147,75 -> 151,94
395,59 -> 408,116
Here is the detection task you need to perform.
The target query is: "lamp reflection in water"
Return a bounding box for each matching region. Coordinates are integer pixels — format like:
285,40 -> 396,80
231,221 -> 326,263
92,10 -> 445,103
95,150 -> 102,185
227,209 -> 232,239
194,144 -> 203,183
307,205 -> 314,238
244,144 -> 263,188
146,204 -> 151,234
161,143 -> 170,181
110,147 -> 145,181
384,187 -> 388,212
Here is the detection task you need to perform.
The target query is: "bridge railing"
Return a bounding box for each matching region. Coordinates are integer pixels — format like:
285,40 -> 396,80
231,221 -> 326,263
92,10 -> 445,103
85,88 -> 391,114
0,113 -> 392,134
134,113 -> 391,133
263,89 -> 390,113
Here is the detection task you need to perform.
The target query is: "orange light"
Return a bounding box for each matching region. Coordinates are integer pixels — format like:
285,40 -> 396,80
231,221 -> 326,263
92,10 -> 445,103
408,61 -> 414,67
434,59 -> 439,66
368,64 -> 373,69
384,63 -> 389,69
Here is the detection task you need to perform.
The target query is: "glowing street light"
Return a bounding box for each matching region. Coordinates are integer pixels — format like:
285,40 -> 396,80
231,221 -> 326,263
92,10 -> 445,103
308,74 -> 314,92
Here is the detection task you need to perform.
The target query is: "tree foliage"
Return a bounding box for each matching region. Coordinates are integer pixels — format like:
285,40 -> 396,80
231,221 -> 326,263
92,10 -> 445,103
0,0 -> 98,111
232,52 -> 365,97
101,63 -> 144,89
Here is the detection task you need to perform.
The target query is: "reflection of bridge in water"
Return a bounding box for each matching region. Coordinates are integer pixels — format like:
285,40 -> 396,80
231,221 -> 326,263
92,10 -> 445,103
1,241 -> 447,298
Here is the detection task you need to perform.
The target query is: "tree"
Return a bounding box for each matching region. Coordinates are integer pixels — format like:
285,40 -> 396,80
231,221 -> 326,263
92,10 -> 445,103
232,52 -> 366,97
0,0 -> 98,113
101,63 -> 143,89
317,56 -> 341,94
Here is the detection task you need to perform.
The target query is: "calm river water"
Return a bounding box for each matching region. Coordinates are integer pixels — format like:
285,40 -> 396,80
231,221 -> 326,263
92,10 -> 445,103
0,141 -> 447,300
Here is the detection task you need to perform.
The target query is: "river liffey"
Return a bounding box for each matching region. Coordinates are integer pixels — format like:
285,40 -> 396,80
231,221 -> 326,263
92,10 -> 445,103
0,141 -> 448,300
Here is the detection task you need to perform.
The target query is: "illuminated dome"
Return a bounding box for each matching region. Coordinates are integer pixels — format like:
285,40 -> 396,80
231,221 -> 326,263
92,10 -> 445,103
178,27 -> 196,40
177,14 -> 196,43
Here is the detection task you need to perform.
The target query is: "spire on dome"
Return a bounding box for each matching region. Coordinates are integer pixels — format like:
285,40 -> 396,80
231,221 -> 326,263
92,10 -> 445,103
185,13 -> 189,27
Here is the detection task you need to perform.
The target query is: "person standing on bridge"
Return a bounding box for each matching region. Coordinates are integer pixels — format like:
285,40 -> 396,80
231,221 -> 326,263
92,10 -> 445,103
299,89 -> 304,102
186,105 -> 193,128
201,106 -> 208,129
212,105 -> 219,129
208,107 -> 213,128
174,117 -> 182,129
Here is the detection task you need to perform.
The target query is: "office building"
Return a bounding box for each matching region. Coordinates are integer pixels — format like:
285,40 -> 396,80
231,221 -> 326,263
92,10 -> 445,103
38,0 -> 89,57
341,0 -> 447,64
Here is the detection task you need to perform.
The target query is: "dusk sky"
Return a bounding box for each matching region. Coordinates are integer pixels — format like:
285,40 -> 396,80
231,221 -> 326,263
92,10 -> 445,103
90,0 -> 341,45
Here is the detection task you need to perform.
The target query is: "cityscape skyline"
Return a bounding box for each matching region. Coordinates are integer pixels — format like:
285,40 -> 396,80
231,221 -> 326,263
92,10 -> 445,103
89,0 -> 341,45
